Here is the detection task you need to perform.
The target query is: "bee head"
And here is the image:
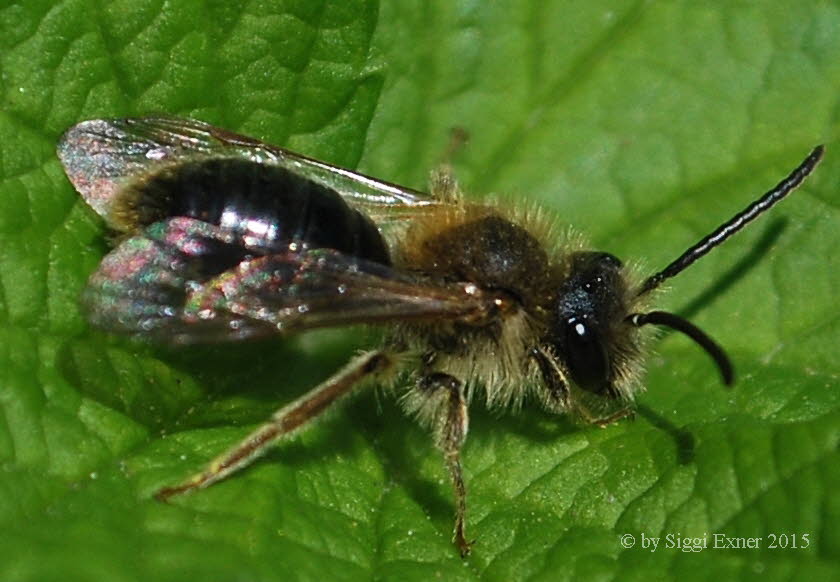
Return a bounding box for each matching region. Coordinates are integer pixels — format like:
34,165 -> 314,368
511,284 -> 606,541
543,145 -> 825,400
547,250 -> 734,400
548,251 -> 632,397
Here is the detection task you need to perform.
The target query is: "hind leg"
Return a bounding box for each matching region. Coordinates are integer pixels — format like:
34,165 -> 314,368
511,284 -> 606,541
156,350 -> 398,500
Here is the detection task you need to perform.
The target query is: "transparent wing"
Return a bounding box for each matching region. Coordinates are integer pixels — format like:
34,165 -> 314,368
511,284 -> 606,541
58,116 -> 442,229
82,218 -> 274,343
84,217 -> 496,345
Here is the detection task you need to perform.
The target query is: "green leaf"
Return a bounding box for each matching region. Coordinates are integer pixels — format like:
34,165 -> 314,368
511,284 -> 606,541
1,0 -> 839,580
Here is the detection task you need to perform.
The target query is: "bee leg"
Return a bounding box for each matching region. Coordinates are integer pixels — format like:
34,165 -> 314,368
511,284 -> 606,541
530,347 -> 572,410
417,372 -> 473,557
439,126 -> 469,165
426,125 -> 475,206
530,348 -> 635,427
155,350 -> 398,501
585,406 -> 636,428
428,126 -> 470,204
428,169 -> 463,204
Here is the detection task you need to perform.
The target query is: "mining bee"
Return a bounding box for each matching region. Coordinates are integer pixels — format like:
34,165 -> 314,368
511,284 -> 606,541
58,117 -> 823,556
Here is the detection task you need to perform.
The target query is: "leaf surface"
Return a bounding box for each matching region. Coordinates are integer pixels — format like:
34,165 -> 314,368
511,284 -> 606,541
1,1 -> 838,580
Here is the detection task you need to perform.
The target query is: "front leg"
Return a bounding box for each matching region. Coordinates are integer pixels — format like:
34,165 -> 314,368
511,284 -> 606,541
531,347 -> 633,427
406,372 -> 473,556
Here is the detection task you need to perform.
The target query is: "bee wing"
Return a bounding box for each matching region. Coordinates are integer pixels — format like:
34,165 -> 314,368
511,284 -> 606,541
208,251 -> 491,335
83,217 -> 275,343
84,217 -> 494,345
58,117 -> 442,229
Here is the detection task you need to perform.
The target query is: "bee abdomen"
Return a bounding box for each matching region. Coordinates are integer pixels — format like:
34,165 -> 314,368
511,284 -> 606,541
114,157 -> 391,265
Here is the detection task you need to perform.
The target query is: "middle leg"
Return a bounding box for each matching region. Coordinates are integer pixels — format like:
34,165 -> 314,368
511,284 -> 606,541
407,371 -> 473,556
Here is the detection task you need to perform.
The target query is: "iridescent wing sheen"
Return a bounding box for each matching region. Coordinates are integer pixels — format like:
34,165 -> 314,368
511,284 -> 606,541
58,116 -> 442,230
84,217 -> 494,345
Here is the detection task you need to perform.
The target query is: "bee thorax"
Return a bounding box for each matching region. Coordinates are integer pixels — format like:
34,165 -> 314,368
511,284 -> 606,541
398,209 -> 553,308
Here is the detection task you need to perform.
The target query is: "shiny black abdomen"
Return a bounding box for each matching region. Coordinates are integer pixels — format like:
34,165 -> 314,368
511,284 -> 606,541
126,158 -> 390,266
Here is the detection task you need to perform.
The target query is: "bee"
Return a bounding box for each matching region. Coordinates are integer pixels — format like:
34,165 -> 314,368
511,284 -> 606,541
57,117 -> 823,556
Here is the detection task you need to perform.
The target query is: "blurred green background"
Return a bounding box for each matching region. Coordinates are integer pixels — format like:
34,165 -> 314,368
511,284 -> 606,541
0,1 -> 838,580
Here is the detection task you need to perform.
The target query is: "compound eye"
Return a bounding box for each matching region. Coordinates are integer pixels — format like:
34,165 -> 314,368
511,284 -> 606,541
564,316 -> 610,394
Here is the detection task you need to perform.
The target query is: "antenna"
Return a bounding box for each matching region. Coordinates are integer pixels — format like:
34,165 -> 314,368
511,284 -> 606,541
629,311 -> 734,385
638,145 -> 825,296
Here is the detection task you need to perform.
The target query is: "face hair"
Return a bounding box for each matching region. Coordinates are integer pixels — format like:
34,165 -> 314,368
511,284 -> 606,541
628,311 -> 734,385
638,145 -> 825,296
